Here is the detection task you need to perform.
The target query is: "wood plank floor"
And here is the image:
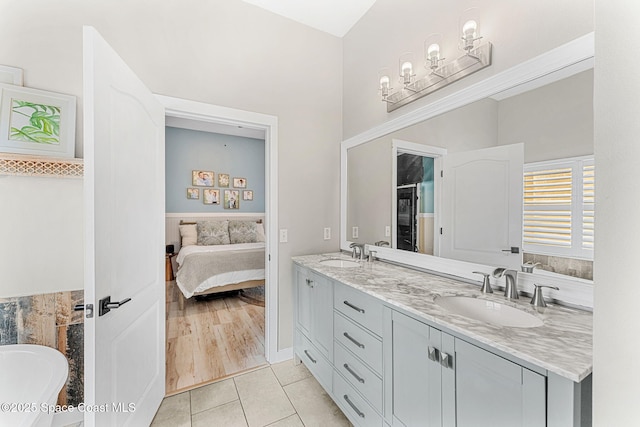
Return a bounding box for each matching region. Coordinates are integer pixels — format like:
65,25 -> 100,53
165,280 -> 267,395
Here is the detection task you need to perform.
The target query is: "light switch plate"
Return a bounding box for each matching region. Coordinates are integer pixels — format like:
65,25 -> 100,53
385,226 -> 391,237
352,226 -> 359,239
279,229 -> 288,243
323,227 -> 331,240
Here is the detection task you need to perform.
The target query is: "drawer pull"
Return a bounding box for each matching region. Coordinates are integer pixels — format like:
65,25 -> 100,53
304,350 -> 317,364
428,346 -> 440,362
343,332 -> 365,349
343,395 -> 365,418
343,363 -> 365,384
343,300 -> 365,314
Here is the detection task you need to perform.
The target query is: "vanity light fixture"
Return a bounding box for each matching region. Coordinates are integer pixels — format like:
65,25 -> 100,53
378,68 -> 392,102
379,7 -> 492,112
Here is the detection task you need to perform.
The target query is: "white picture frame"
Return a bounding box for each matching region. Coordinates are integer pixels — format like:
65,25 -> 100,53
0,84 -> 76,158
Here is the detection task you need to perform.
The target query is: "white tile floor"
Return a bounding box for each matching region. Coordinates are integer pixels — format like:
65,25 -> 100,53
150,360 -> 352,427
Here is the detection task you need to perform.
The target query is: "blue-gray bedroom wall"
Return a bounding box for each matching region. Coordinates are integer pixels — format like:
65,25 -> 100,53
165,127 -> 265,213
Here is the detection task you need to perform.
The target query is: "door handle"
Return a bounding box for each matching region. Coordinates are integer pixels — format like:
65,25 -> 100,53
99,296 -> 132,317
73,304 -> 94,318
501,247 -> 520,254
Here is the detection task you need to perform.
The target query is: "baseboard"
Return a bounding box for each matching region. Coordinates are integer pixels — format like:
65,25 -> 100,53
269,346 -> 293,364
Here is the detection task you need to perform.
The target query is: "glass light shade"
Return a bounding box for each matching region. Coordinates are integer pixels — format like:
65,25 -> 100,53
459,7 -> 481,52
378,68 -> 392,99
399,52 -> 415,85
424,33 -> 444,70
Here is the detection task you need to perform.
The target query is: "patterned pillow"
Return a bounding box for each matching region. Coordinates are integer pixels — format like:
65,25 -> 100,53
196,220 -> 230,245
228,220 -> 258,244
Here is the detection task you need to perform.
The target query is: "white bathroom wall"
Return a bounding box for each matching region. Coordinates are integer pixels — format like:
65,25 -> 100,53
593,0 -> 640,423
342,0 -> 594,139
0,175 -> 83,297
0,0 -> 343,349
497,69 -> 593,163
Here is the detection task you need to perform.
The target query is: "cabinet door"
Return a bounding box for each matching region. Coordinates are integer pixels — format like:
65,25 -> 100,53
455,338 -> 546,427
390,311 -> 442,427
310,273 -> 333,359
295,266 -> 312,338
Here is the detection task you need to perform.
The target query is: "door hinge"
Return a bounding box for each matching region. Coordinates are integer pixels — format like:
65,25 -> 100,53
440,228 -> 443,235
440,170 -> 443,178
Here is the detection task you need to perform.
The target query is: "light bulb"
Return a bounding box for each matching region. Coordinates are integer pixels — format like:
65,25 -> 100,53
379,75 -> 390,89
463,19 -> 477,39
427,43 -> 440,60
401,61 -> 413,76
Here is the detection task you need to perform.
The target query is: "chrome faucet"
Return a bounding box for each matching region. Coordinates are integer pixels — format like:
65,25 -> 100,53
493,268 -> 519,299
349,243 -> 365,260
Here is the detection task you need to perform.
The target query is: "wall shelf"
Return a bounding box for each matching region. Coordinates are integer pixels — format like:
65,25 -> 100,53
0,153 -> 83,178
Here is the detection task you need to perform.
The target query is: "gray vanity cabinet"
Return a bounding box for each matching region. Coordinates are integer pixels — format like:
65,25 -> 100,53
385,309 -> 455,427
385,309 -> 546,427
293,265 -> 334,390
455,339 -> 545,427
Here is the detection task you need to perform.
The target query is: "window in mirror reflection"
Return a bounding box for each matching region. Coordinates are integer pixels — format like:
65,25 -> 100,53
522,155 -> 594,280
397,153 -> 435,254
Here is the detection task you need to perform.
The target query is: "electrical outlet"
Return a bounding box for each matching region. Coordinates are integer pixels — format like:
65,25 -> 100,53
279,229 -> 288,243
323,227 -> 331,240
352,226 -> 359,239
385,226 -> 391,237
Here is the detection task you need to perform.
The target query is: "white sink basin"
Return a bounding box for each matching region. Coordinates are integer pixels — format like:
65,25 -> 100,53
0,344 -> 69,427
320,259 -> 361,268
434,296 -> 544,328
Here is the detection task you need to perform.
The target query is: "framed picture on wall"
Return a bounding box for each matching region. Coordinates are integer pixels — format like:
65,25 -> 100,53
233,177 -> 247,188
243,190 -> 253,201
218,173 -> 229,187
224,190 -> 239,209
203,189 -> 220,205
0,83 -> 76,158
187,188 -> 200,199
192,170 -> 214,187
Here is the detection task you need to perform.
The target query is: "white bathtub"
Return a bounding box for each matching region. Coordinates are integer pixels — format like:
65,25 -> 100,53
0,344 -> 69,427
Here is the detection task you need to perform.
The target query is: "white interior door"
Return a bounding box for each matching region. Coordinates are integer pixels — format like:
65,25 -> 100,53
83,26 -> 165,426
440,143 -> 523,269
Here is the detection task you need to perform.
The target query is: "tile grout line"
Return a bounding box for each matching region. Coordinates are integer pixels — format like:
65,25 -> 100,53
233,376 -> 252,427
276,366 -> 308,427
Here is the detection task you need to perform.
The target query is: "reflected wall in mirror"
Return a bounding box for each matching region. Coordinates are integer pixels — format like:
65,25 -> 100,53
346,68 -> 594,279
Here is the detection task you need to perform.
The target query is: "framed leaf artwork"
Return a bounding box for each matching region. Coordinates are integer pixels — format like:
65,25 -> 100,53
0,83 -> 76,158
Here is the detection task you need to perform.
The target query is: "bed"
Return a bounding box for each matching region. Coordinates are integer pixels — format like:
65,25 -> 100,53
174,219 -> 266,310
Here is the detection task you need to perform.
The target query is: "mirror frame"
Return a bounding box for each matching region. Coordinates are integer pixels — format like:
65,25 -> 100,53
340,32 -> 595,308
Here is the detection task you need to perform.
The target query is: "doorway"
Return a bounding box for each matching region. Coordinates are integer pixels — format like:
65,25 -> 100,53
157,95 -> 281,394
392,140 -> 446,256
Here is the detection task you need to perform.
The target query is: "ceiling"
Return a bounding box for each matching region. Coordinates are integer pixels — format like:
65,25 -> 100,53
240,0 -> 377,37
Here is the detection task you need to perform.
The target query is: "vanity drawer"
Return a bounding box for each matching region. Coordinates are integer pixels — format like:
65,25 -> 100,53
334,283 -> 383,336
334,312 -> 383,375
334,341 -> 383,409
295,329 -> 332,393
334,370 -> 383,427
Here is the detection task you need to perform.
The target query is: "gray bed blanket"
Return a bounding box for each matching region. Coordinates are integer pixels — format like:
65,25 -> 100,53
176,248 -> 265,298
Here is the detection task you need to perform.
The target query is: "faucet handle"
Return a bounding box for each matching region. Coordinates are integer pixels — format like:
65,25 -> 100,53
530,284 -> 560,307
472,271 -> 493,294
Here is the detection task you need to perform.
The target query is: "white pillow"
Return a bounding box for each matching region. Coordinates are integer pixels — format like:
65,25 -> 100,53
256,223 -> 265,242
179,224 -> 197,246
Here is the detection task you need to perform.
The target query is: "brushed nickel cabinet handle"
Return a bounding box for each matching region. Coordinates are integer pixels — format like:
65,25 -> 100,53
343,300 -> 365,314
343,363 -> 365,384
343,332 -> 365,349
304,350 -> 317,364
343,395 -> 365,418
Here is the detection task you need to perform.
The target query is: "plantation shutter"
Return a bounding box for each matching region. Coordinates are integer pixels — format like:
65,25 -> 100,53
523,156 -> 594,259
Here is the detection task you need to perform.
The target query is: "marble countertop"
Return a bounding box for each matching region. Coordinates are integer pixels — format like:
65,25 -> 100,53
292,253 -> 593,383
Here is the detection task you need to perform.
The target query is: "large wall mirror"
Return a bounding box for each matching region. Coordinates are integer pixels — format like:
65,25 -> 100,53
341,33 -> 595,286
